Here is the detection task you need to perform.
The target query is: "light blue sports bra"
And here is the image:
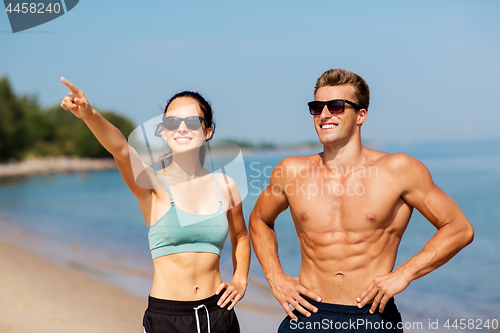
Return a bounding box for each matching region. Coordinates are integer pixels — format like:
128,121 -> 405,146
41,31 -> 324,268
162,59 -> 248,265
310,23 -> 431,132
148,171 -> 229,259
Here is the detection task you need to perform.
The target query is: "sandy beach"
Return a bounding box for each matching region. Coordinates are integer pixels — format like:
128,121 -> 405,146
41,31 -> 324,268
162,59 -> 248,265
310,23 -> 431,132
0,238 -> 147,333
0,221 -> 284,333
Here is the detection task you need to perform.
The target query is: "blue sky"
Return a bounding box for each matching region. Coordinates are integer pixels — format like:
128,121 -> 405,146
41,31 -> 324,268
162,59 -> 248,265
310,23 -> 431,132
1,1 -> 499,145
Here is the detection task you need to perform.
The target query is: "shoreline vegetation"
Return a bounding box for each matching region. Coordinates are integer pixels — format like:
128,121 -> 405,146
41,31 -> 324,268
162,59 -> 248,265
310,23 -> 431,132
0,156 -> 117,178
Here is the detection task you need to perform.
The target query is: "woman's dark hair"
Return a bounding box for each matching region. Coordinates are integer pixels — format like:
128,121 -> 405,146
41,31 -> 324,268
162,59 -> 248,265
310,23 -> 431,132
155,91 -> 216,168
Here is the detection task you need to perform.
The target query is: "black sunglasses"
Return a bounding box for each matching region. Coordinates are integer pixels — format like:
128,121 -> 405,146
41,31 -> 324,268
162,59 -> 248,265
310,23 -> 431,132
308,99 -> 362,115
163,116 -> 208,131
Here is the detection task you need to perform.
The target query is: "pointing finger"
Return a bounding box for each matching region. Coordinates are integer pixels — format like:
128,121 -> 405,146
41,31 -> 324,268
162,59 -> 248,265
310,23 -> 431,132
60,77 -> 82,96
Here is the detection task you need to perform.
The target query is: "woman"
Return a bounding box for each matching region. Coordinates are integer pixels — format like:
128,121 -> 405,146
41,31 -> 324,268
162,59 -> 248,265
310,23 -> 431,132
59,77 -> 250,333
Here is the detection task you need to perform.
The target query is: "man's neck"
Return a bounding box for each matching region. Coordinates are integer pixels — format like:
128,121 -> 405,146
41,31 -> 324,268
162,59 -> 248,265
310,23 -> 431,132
321,134 -> 364,170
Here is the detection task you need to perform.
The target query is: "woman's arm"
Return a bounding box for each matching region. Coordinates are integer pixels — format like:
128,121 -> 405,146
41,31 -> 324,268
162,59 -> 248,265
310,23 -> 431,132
60,77 -> 154,199
215,175 -> 250,310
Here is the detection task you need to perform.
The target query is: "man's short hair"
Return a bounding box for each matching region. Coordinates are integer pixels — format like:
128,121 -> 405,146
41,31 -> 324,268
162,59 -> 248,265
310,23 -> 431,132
314,69 -> 370,111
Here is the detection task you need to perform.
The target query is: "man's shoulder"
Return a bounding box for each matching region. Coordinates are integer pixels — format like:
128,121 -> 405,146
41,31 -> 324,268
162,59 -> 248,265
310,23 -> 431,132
268,154 -> 319,183
371,150 -> 426,174
276,153 -> 319,168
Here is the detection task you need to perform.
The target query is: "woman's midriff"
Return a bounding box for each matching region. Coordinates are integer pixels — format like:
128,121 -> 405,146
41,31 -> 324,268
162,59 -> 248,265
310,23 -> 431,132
150,252 -> 223,301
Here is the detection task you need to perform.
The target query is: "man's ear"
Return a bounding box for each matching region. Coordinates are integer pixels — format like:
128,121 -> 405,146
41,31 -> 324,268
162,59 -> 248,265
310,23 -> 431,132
357,108 -> 367,125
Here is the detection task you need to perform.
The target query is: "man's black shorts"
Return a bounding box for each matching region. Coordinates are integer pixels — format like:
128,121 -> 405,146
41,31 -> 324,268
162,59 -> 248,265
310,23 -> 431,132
278,297 -> 403,332
143,291 -> 240,333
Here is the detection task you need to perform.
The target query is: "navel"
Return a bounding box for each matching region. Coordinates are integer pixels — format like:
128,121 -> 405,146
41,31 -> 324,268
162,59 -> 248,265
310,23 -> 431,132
195,286 -> 199,293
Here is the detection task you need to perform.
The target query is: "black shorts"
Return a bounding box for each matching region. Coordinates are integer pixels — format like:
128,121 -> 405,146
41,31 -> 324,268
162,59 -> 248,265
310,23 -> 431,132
278,297 -> 403,332
143,291 -> 240,333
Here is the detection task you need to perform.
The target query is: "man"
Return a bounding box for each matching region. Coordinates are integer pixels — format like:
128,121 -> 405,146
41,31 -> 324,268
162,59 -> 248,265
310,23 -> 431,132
249,69 -> 474,332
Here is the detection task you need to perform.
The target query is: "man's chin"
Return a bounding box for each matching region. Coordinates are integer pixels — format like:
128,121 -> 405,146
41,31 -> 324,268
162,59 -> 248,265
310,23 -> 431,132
318,136 -> 336,145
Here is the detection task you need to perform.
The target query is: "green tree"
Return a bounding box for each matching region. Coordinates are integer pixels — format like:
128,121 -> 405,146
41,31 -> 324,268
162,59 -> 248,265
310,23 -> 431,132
41,106 -> 135,158
0,76 -> 43,161
0,76 -> 136,160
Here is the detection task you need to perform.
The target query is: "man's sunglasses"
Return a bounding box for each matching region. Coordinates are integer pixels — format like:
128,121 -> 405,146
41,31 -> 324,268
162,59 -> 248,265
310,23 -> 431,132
308,99 -> 362,116
163,116 -> 208,131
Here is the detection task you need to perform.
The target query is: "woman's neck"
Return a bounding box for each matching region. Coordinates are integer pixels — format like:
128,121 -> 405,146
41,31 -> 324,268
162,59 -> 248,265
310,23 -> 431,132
167,153 -> 205,180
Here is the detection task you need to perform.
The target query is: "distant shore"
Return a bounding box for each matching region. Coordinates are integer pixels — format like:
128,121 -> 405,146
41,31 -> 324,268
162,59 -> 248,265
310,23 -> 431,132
0,157 -> 117,178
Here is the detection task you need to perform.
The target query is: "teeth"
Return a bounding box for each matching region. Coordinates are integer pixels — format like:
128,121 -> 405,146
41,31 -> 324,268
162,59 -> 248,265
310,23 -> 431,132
175,138 -> 191,143
322,124 -> 336,129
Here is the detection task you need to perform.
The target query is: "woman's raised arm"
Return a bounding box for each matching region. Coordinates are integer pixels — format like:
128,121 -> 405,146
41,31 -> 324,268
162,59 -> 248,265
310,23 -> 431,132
60,77 -> 154,199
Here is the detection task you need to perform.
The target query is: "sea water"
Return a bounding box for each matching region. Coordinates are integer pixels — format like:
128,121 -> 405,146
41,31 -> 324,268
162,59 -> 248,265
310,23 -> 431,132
0,139 -> 499,327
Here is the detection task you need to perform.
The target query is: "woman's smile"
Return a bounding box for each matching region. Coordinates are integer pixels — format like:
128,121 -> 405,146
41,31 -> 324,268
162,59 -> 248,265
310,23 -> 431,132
174,136 -> 193,144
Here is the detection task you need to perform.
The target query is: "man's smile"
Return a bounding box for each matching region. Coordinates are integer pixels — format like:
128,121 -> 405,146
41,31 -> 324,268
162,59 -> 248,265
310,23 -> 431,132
320,122 -> 339,130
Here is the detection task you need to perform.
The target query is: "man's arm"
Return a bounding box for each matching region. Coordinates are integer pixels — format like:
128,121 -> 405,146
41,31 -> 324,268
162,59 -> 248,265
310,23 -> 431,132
357,153 -> 474,314
249,158 -> 321,319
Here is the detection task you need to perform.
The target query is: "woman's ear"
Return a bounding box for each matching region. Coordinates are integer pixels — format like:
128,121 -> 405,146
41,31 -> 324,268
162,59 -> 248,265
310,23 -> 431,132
204,127 -> 213,141
161,127 -> 168,141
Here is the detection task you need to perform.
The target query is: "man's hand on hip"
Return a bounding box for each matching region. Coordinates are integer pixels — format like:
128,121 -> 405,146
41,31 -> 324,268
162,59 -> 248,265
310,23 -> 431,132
270,273 -> 322,320
357,270 -> 411,314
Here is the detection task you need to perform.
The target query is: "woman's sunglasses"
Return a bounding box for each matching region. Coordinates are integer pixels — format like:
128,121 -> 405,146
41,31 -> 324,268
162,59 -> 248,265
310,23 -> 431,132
163,116 -> 208,131
308,99 -> 362,116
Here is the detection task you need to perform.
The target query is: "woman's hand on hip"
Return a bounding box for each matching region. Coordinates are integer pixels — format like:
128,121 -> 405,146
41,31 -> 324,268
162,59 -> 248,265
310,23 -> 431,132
216,280 -> 247,310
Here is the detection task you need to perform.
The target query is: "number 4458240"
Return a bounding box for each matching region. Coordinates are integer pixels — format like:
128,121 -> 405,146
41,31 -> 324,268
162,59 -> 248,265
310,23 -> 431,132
5,3 -> 61,14
444,319 -> 498,330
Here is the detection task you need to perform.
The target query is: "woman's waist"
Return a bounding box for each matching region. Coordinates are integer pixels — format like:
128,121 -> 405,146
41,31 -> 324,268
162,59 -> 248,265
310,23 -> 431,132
150,275 -> 222,301
151,253 -> 222,300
